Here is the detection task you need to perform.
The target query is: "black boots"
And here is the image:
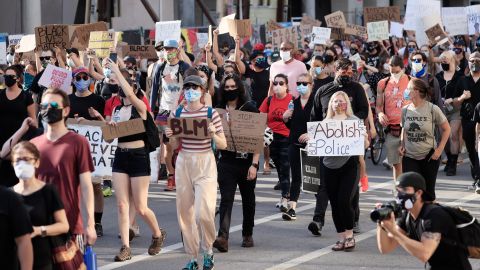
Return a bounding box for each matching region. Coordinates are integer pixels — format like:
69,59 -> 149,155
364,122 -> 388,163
446,154 -> 458,176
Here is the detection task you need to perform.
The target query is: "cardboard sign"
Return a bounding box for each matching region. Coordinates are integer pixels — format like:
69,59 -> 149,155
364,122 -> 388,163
404,0 -> 441,31
155,20 -> 182,43
219,13 -> 237,34
35,24 -> 70,50
442,7 -> 468,36
38,64 -> 72,94
307,119 -> 366,157
220,111 -> 267,154
123,45 -> 157,59
390,22 -> 404,38
300,149 -> 321,194
168,117 -> 211,139
330,27 -> 346,40
367,21 -> 389,42
467,5 -> 480,35
69,22 -> 108,50
345,24 -> 367,39
223,19 -> 252,38
101,118 -> 145,141
88,31 -> 115,58
363,6 -> 401,25
325,11 -> 347,28
311,27 -> 331,45
301,15 -> 322,27
425,23 -> 449,46
15,35 -> 36,53
8,34 -> 23,46
271,25 -> 303,51
0,34 -> 6,65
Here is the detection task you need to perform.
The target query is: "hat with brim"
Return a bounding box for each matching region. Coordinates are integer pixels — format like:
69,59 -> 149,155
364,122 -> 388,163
72,67 -> 89,77
397,172 -> 434,201
183,75 -> 204,87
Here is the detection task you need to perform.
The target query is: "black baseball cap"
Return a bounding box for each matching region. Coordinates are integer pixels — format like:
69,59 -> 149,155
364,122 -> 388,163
397,172 -> 433,201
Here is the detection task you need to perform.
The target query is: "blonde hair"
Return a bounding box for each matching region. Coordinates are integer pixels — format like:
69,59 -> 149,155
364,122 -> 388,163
325,91 -> 354,119
298,73 -> 312,83
440,50 -> 459,67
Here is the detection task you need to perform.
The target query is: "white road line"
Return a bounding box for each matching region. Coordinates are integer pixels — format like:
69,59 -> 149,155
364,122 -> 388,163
264,193 -> 480,270
99,182 -> 393,270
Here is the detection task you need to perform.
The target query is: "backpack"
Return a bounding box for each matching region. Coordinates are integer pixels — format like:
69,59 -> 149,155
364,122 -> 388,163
174,105 -> 216,152
114,106 -> 160,152
406,203 -> 480,259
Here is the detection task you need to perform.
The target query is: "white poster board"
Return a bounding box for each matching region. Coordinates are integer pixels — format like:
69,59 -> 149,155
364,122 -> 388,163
218,13 -> 236,34
38,64 -> 73,94
0,34 -> 6,65
155,20 -> 182,43
367,21 -> 389,42
307,120 -> 366,157
442,7 -> 468,36
311,27 -> 331,45
15,34 -> 36,53
196,32 -> 209,49
467,5 -> 480,35
8,34 -> 23,46
404,0 -> 441,30
390,22 -> 404,38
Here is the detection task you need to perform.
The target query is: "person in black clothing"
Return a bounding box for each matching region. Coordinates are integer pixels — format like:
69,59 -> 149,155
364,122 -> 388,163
310,58 -> 369,235
453,52 -> 480,192
453,39 -> 469,76
29,49 -> 58,104
213,74 -> 260,252
310,55 -> 334,93
243,51 -> 270,109
282,73 -> 315,222
377,172 -> 472,270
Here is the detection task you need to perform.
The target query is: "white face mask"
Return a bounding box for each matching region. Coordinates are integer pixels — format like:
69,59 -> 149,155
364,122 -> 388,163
156,51 -> 165,60
412,62 -> 423,72
14,160 -> 35,180
67,58 -> 75,68
280,50 -> 291,62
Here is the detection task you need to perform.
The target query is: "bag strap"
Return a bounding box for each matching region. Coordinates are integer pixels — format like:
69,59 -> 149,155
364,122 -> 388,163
382,76 -> 391,114
266,96 -> 273,113
207,106 -> 213,119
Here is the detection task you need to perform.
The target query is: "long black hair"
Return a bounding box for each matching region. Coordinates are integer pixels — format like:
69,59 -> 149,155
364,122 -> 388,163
218,74 -> 247,108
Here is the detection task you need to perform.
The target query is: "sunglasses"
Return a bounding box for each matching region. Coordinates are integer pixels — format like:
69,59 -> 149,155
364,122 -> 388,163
412,58 -> 422,63
4,74 -> 16,80
12,156 -> 36,164
184,84 -> 199,89
273,81 -> 286,86
75,75 -> 89,81
155,47 -> 163,52
296,82 -> 310,86
40,101 -> 61,110
39,56 -> 51,61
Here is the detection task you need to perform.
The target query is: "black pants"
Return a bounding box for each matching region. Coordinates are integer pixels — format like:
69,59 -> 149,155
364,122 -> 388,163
323,157 -> 358,233
402,155 -> 440,200
270,134 -> 290,198
462,120 -> 480,181
217,162 -> 256,238
313,157 -> 329,224
288,144 -> 303,202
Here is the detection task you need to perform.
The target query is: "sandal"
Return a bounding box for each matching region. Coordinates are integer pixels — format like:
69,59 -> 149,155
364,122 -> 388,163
331,240 -> 345,251
344,237 -> 356,251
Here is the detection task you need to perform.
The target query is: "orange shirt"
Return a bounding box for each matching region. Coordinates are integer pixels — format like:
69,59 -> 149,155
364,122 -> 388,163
377,74 -> 412,125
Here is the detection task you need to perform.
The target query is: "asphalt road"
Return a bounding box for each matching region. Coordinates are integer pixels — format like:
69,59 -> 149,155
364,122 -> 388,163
92,154 -> 480,270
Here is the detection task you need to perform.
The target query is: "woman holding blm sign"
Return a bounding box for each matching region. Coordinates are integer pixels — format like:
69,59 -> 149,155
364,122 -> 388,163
105,58 -> 166,262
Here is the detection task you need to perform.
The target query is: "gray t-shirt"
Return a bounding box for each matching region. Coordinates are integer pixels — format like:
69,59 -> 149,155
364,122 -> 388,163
322,116 -> 361,169
401,102 -> 447,160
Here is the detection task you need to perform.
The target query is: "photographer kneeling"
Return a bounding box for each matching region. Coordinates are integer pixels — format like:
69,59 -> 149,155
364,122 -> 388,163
375,172 -> 471,270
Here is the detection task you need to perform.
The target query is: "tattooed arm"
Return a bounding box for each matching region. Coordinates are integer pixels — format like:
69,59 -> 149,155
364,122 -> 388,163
391,230 -> 441,263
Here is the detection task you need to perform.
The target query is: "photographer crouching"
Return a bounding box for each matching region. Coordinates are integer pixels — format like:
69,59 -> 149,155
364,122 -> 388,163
374,172 -> 471,270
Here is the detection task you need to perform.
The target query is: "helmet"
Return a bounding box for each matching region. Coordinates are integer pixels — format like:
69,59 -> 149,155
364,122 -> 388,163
264,127 -> 274,147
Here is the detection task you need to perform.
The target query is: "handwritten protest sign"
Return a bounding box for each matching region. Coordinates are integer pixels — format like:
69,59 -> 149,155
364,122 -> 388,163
69,22 -> 108,50
219,110 -> 267,154
271,25 -> 303,51
15,35 -> 36,53
301,15 -> 322,27
345,24 -> 367,39
404,0 -> 441,31
389,22 -> 404,38
330,27 -> 346,40
442,7 -> 468,36
467,5 -> 480,35
155,20 -> 181,43
122,45 -> 157,59
168,117 -> 211,139
38,64 -> 72,94
311,27 -> 331,45
307,119 -> 366,157
223,19 -> 252,38
101,118 -> 145,141
367,21 -> 389,42
8,34 -> 23,46
325,11 -> 347,28
363,6 -> 400,25
196,32 -> 209,49
35,24 -> 70,50
300,149 -> 321,194
0,34 -> 6,65
425,23 -> 449,46
88,31 -> 115,58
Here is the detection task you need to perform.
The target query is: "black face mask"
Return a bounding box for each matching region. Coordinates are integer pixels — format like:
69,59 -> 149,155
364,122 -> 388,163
396,191 -> 417,210
336,75 -> 352,86
441,63 -> 450,72
350,49 -> 358,55
4,76 -> 17,87
255,58 -> 269,69
104,83 -> 119,94
41,108 -> 63,124
224,89 -> 239,101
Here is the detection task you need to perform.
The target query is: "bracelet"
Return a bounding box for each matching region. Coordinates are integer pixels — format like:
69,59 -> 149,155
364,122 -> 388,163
251,163 -> 259,169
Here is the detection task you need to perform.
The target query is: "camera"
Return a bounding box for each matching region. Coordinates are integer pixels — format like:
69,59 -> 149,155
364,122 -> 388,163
370,200 -> 402,222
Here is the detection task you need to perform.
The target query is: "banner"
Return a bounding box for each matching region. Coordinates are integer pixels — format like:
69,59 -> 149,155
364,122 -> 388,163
324,11 -> 347,28
307,119 -> 366,157
467,5 -> 480,35
15,35 -> 36,53
101,118 -> 145,141
363,6 -> 401,25
311,27 -> 331,45
168,117 -> 211,139
300,149 -> 321,194
219,110 -> 267,154
69,22 -> 108,50
35,24 -> 70,50
345,24 -> 367,39
442,7 -> 468,36
389,22 -> 404,38
155,20 -> 182,43
367,21 -> 389,42
0,34 -> 6,65
38,64 -> 72,94
88,31 -> 115,58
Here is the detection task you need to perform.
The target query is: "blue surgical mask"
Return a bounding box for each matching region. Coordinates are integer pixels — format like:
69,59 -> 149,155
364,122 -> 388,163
23,72 -> 34,91
403,88 -> 411,100
103,68 -> 112,78
297,84 -> 309,95
74,78 -> 91,91
184,88 -> 202,103
314,67 -> 322,75
264,49 -> 272,57
408,47 -> 415,53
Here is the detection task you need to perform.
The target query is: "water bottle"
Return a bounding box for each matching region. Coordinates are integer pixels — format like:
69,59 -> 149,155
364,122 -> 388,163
288,100 -> 294,111
84,245 -> 97,270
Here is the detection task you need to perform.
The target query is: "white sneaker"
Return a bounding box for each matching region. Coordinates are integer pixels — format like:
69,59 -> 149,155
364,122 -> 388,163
131,225 -> 140,236
275,197 -> 288,213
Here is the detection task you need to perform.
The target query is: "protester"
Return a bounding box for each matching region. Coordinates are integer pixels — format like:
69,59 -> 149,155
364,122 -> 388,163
30,49 -> 59,104
399,78 -> 450,201
214,74 -> 259,252
310,55 -> 334,92
12,141 -> 70,270
409,51 -> 442,106
401,40 -> 418,71
453,39 -> 469,75
243,50 -> 270,109
165,75 -> 227,270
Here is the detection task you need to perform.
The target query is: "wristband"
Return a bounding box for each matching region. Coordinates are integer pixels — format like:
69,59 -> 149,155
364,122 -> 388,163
251,163 -> 259,169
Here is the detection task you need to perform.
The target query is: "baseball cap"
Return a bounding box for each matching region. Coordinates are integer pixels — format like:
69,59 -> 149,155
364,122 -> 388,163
72,67 -> 89,77
155,41 -> 164,50
164,39 -> 179,49
397,172 -> 433,201
253,43 -> 265,51
183,75 -> 204,87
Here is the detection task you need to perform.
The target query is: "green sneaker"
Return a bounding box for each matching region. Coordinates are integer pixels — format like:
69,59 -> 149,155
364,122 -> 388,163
203,253 -> 214,270
103,186 -> 113,197
182,260 -> 198,270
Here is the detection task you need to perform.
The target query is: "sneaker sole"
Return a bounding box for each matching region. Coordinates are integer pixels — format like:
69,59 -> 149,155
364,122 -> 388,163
282,213 -> 296,221
280,206 -> 288,213
114,255 -> 132,262
308,223 -> 321,236
476,188 -> 480,194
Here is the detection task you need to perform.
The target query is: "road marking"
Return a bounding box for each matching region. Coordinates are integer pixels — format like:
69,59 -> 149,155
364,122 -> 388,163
264,193 -> 480,270
99,181 -> 393,270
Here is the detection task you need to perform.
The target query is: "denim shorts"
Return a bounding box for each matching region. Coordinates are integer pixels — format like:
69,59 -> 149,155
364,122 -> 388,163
112,147 -> 151,177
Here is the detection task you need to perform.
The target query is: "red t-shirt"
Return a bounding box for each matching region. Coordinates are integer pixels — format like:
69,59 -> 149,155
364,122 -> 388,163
104,95 -> 151,117
259,94 -> 292,137
31,132 -> 94,234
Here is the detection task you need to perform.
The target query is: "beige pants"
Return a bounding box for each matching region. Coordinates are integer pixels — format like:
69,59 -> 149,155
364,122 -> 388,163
175,150 -> 218,257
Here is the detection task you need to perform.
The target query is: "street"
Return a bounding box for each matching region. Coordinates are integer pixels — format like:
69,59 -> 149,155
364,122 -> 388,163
94,155 -> 480,270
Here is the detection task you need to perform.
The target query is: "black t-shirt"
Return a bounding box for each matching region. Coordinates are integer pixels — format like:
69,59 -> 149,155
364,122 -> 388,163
436,71 -> 462,99
312,76 -> 334,94
398,204 -> 472,270
30,70 -> 46,104
23,184 -> 64,269
244,65 -> 270,109
454,75 -> 480,121
0,90 -> 34,147
68,93 -> 105,120
0,187 -> 33,270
